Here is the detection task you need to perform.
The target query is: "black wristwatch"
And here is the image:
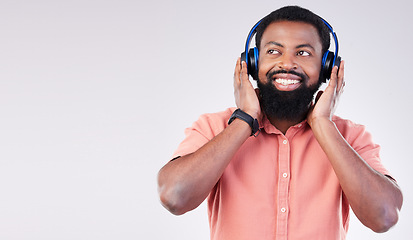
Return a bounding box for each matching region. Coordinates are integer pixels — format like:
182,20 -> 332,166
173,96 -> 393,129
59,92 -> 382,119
228,109 -> 260,137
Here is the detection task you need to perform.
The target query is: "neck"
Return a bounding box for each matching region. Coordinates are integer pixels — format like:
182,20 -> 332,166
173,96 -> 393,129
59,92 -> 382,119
267,112 -> 307,135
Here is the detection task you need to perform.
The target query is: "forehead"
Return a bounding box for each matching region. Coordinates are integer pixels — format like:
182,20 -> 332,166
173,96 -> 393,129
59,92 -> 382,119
260,21 -> 322,50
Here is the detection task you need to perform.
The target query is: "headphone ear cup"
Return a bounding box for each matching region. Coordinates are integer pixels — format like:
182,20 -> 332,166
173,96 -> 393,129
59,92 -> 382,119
248,47 -> 259,80
321,51 -> 334,82
240,48 -> 259,80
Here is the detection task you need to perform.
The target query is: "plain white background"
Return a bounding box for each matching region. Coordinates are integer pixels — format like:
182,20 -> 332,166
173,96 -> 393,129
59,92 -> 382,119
0,0 -> 411,239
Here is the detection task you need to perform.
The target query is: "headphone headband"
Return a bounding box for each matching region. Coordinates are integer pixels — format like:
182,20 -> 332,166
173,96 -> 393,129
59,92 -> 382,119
319,18 -> 339,69
241,16 -> 341,82
244,20 -> 262,71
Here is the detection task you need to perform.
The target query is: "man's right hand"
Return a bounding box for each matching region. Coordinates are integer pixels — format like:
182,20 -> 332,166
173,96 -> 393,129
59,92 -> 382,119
233,58 -> 262,120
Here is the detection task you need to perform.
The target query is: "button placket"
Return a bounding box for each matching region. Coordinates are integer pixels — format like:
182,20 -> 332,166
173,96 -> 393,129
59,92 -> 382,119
277,136 -> 291,238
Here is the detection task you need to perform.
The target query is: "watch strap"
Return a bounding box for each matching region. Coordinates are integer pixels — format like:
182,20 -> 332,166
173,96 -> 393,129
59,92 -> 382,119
228,109 -> 260,137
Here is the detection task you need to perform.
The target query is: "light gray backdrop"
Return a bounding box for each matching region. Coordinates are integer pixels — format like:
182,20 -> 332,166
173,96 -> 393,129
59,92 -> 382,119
0,0 -> 411,239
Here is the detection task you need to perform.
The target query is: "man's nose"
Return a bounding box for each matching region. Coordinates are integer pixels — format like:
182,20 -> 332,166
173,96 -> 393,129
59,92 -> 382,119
276,54 -> 298,71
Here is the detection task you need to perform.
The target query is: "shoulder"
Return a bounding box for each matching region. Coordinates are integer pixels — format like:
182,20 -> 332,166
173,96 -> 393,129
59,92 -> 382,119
197,107 -> 236,123
332,115 -> 376,147
188,107 -> 236,139
332,115 -> 365,130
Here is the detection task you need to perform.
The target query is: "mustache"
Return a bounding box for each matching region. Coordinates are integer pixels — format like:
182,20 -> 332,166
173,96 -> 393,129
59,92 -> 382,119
266,69 -> 308,81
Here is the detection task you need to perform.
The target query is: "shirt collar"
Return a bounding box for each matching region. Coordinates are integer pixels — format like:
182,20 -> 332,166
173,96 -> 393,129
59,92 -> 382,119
259,114 -> 308,135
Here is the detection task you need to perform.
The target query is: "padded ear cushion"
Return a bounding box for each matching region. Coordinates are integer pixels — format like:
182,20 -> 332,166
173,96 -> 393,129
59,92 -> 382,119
321,51 -> 334,82
321,51 -> 342,82
248,48 -> 259,80
240,48 -> 259,80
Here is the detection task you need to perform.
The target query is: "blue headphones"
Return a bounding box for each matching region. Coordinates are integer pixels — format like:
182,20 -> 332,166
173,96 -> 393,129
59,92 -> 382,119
240,17 -> 341,82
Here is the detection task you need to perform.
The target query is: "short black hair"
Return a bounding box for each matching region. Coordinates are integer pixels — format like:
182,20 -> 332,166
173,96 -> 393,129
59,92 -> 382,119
255,6 -> 330,55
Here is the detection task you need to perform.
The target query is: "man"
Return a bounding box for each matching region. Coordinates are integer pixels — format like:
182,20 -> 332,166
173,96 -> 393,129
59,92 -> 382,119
157,6 -> 403,240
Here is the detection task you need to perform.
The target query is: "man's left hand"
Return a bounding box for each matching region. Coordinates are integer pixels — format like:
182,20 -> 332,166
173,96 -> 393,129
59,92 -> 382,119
307,61 -> 345,127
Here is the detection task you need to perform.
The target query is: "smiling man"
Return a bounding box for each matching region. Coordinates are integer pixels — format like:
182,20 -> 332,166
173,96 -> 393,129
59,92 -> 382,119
257,20 -> 324,131
157,6 -> 403,240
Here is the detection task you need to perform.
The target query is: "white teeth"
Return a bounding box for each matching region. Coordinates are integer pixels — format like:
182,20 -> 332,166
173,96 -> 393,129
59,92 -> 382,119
275,78 -> 300,85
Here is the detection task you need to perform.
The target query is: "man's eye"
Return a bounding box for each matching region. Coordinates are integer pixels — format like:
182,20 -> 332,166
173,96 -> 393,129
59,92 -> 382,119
298,50 -> 310,56
267,49 -> 280,55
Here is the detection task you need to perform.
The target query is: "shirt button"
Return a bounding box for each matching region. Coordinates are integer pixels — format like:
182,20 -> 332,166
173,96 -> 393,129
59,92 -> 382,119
282,173 -> 288,178
281,208 -> 286,213
283,140 -> 288,144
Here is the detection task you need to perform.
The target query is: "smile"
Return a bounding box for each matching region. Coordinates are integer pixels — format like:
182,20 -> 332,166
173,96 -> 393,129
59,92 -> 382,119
273,76 -> 302,91
275,78 -> 301,85
268,71 -> 306,91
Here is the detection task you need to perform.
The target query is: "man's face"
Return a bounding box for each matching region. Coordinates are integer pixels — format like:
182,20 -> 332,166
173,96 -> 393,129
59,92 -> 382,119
257,21 -> 324,120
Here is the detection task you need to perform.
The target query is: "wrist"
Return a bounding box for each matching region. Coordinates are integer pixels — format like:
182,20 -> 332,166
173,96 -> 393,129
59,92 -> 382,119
242,109 -> 260,120
228,108 -> 260,137
230,118 -> 255,139
310,117 -> 336,135
308,115 -> 332,127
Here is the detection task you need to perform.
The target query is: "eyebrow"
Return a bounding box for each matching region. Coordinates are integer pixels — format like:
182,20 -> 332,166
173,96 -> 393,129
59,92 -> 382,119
296,44 -> 315,50
264,41 -> 284,48
264,41 -> 315,50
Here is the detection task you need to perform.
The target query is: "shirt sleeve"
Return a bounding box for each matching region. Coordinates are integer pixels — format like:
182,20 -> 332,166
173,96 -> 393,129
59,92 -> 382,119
172,108 -> 233,159
335,118 -> 393,178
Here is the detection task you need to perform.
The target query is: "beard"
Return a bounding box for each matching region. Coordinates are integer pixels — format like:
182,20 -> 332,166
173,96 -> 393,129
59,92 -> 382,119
257,69 -> 323,121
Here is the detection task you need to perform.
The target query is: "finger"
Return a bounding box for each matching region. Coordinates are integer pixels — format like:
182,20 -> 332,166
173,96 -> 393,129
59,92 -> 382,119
240,60 -> 249,87
338,60 -> 345,77
336,60 -> 345,93
326,66 -> 338,92
335,61 -> 345,93
234,57 -> 241,88
331,65 -> 339,81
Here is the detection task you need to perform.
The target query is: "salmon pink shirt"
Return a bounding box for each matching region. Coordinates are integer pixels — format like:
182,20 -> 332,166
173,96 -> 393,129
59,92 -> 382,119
172,108 -> 391,240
